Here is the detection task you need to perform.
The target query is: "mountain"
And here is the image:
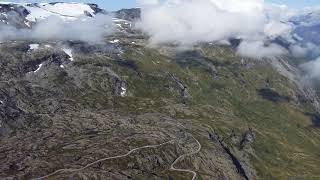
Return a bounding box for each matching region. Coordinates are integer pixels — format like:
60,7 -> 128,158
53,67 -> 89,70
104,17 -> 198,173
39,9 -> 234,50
0,2 -> 320,180
0,3 -> 30,28
291,9 -> 320,26
291,9 -> 320,46
114,8 -> 141,21
0,2 -> 106,28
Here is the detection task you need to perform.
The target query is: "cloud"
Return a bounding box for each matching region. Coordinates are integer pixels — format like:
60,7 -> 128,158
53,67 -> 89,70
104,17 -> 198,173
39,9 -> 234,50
264,21 -> 292,39
137,0 -> 266,46
0,14 -> 114,43
136,0 -> 298,58
237,41 -> 287,59
289,44 -> 309,58
137,0 -> 160,6
301,57 -> 320,79
289,43 -> 320,58
264,3 -> 297,21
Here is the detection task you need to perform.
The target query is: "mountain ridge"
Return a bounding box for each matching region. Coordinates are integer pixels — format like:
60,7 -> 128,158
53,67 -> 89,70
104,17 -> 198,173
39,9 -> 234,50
0,2 -> 320,180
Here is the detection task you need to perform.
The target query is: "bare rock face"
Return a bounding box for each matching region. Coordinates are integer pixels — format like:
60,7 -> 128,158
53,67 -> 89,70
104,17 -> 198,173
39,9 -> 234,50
240,128 -> 255,150
0,3 -> 30,28
269,57 -> 320,112
169,73 -> 191,104
114,8 -> 141,21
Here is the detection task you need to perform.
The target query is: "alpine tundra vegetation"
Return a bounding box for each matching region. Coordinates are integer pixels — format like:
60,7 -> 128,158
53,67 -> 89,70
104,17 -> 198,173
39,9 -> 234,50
0,0 -> 320,180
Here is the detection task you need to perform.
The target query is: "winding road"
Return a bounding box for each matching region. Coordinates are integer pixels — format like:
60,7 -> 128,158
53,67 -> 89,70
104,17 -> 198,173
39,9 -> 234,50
170,135 -> 202,180
33,122 -> 203,180
32,140 -> 174,180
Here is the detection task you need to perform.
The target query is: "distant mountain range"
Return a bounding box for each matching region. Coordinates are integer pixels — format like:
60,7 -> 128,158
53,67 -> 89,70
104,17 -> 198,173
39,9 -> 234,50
0,2 -> 140,27
291,10 -> 320,45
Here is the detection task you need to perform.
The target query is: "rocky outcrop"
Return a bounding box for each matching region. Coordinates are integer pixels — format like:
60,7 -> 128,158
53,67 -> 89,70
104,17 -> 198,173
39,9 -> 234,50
240,128 -> 255,150
114,8 -> 141,21
106,67 -> 127,97
269,57 -> 320,112
87,3 -> 107,15
168,73 -> 190,104
209,130 -> 251,180
257,88 -> 291,103
0,3 -> 31,28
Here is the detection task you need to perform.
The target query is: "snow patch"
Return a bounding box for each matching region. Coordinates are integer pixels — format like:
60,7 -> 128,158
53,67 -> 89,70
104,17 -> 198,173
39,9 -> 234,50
120,87 -> 127,97
112,18 -> 127,22
109,39 -> 120,44
29,43 -> 39,50
60,64 -> 65,68
115,23 -> 123,28
33,63 -> 43,73
24,20 -> 31,27
63,48 -> 74,61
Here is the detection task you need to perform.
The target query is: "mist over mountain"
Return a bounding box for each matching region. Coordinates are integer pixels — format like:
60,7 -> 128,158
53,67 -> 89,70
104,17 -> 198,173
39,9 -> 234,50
0,1 -> 320,180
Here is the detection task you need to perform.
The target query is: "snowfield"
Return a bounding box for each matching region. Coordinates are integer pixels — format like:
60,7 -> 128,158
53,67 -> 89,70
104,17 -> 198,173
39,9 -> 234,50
24,3 -> 96,22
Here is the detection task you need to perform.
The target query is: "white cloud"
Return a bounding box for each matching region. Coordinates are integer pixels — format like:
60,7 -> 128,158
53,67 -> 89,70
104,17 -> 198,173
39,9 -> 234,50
209,0 -> 264,13
137,0 -> 267,46
264,21 -> 292,38
289,44 -> 309,58
237,41 -> 287,59
291,43 -> 320,58
136,0 -> 297,58
301,57 -> 320,79
264,3 -> 297,22
0,14 -> 114,43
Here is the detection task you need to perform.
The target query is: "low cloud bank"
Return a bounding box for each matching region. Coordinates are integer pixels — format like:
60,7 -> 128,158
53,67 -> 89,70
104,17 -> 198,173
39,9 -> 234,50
137,0 -> 267,45
290,43 -> 320,58
237,41 -> 287,59
301,57 -> 320,80
0,14 -> 114,43
136,0 -> 315,59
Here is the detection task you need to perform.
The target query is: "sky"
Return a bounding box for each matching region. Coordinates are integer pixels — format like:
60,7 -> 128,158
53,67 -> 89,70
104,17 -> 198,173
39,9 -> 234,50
2,0 -> 320,11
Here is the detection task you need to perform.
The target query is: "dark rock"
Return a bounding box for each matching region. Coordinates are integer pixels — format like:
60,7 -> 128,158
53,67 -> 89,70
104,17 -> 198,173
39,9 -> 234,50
304,112 -> 320,128
258,88 -> 291,103
168,73 -> 190,104
0,3 -> 31,28
87,3 -> 107,15
0,3 -> 30,17
229,38 -> 242,48
240,128 -> 255,150
114,8 -> 141,21
209,130 -> 250,180
106,68 -> 127,97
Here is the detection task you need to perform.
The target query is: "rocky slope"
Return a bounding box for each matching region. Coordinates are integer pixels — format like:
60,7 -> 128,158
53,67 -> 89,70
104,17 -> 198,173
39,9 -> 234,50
0,2 -> 320,180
